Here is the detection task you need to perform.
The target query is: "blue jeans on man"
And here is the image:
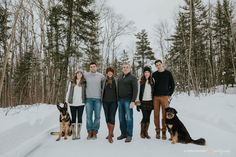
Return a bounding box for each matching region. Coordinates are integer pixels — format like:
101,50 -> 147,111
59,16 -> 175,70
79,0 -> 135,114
86,98 -> 102,133
118,98 -> 133,138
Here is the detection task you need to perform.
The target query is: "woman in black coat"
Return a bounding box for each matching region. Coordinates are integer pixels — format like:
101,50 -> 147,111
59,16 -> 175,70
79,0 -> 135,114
137,66 -> 154,139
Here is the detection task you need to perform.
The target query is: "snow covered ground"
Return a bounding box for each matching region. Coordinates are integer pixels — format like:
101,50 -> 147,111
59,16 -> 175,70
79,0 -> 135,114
0,92 -> 236,157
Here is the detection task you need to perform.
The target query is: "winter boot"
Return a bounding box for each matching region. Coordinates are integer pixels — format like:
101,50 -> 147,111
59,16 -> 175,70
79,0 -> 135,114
75,123 -> 81,139
106,123 -> 114,139
87,131 -> 93,140
140,123 -> 145,138
71,123 -> 76,140
144,122 -> 151,139
92,131 -> 97,140
162,131 -> 167,140
108,123 -> 114,143
156,130 -> 160,139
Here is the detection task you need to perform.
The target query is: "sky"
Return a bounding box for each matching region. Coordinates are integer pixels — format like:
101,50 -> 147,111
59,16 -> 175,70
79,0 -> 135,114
105,0 -> 219,59
107,0 -> 184,33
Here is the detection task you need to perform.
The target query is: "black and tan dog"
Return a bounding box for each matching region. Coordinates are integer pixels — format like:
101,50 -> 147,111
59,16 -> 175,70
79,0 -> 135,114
51,102 -> 72,141
165,107 -> 206,146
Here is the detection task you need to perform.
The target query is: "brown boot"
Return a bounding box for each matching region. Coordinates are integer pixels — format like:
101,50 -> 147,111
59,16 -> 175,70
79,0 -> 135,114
144,122 -> 151,139
108,123 -> 114,143
92,131 -> 97,140
162,131 -> 167,140
156,130 -> 160,139
140,123 -> 145,138
87,131 -> 93,140
106,123 -> 114,139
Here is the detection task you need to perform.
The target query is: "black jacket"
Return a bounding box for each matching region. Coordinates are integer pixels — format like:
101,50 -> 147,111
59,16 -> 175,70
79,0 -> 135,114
118,73 -> 138,102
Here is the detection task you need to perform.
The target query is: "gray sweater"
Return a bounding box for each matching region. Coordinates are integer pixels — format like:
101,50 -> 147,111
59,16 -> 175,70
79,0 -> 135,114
84,72 -> 104,99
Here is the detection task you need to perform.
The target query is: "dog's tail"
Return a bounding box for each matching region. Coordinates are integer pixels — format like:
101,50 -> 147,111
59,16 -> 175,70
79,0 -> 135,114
191,138 -> 206,146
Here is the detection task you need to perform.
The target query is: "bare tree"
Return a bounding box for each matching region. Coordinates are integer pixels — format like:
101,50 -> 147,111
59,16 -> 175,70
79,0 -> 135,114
0,0 -> 24,101
97,1 -> 135,72
153,21 -> 171,61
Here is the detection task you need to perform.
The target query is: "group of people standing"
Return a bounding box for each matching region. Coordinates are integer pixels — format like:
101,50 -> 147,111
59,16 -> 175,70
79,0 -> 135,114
65,59 -> 175,143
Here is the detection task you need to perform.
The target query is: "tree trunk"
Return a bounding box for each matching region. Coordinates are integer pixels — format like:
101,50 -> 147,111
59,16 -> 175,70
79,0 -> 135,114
0,0 -> 24,100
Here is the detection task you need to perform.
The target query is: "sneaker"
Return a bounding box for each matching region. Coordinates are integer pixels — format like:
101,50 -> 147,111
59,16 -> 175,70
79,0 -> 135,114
125,136 -> 132,143
117,134 -> 127,140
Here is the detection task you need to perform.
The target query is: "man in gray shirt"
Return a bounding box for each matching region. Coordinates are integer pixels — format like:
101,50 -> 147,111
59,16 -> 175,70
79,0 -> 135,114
84,62 -> 104,140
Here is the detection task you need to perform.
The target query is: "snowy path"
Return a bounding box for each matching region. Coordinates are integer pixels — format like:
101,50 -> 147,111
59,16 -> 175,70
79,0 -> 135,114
0,94 -> 236,157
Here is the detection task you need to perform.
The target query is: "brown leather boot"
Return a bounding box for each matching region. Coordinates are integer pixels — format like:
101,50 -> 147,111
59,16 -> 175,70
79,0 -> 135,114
108,123 -> 114,143
106,123 -> 114,139
140,123 -> 145,138
162,131 -> 167,140
156,130 -> 160,139
87,131 -> 93,140
92,131 -> 97,140
144,122 -> 151,139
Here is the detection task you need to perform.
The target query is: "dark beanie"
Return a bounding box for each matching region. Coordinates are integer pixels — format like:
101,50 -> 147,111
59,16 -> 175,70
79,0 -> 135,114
106,67 -> 115,74
143,66 -> 151,73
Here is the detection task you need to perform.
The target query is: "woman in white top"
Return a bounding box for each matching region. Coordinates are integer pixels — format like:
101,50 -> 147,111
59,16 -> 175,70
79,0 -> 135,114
137,66 -> 154,139
66,70 -> 86,140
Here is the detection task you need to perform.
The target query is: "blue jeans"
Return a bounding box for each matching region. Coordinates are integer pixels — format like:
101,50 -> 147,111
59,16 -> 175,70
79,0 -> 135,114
118,98 -> 133,137
86,98 -> 102,132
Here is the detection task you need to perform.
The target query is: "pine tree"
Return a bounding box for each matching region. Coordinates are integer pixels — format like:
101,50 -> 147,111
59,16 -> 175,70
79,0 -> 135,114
167,0 -> 208,94
135,29 -> 155,71
14,48 -> 39,105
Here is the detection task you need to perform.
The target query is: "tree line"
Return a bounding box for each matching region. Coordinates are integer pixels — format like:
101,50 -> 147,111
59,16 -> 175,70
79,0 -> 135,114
166,0 -> 236,95
0,0 -> 235,107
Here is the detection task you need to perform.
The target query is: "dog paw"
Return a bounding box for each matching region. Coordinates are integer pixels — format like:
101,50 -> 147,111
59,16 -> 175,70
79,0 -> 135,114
64,137 -> 67,140
171,141 -> 176,144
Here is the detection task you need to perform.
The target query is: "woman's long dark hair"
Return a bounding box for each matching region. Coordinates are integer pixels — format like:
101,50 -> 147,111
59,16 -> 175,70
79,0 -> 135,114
140,73 -> 154,85
73,71 -> 86,86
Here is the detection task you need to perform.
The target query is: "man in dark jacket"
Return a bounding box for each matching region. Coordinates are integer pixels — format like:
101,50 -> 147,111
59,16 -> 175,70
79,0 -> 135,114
152,59 -> 175,140
117,63 -> 138,143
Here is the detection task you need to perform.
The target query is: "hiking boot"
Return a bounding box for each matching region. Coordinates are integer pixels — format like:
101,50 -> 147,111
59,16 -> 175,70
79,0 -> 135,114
125,136 -> 132,143
87,131 -> 93,140
92,131 -> 97,140
162,131 -> 167,140
117,134 -> 127,140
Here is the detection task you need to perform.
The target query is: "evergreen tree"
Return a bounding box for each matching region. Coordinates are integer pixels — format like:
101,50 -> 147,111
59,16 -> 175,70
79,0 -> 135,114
45,0 -> 100,102
134,29 -> 155,71
167,0 -> 208,94
14,47 -> 39,104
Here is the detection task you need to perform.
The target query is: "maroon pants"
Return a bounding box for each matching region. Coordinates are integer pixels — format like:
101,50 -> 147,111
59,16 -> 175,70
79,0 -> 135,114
153,96 -> 169,133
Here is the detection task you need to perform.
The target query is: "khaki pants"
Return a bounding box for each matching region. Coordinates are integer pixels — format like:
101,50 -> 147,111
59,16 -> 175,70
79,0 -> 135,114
153,96 -> 169,133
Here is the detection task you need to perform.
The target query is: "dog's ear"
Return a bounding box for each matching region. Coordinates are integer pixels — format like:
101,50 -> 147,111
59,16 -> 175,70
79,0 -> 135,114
64,102 -> 68,109
57,104 -> 62,111
174,108 -> 178,114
